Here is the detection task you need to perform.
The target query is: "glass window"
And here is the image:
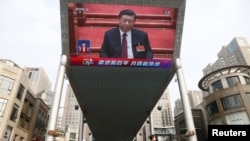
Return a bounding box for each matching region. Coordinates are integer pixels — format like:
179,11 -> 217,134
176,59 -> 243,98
13,134 -> 18,141
0,98 -> 8,116
237,38 -> 246,47
19,116 -> 25,129
206,101 -> 219,117
70,133 -> 76,139
244,76 -> 250,84
4,125 -> 13,141
16,84 -> 25,100
221,94 -> 244,111
225,111 -> 250,124
27,102 -> 33,117
226,76 -> 240,87
227,39 -> 238,52
212,80 -> 223,91
245,92 -> 250,104
10,104 -> 19,122
0,75 -> 14,95
209,117 -> 223,125
28,72 -> 32,78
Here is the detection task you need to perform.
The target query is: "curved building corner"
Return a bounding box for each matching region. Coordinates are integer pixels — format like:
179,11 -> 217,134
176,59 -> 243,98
198,65 -> 250,125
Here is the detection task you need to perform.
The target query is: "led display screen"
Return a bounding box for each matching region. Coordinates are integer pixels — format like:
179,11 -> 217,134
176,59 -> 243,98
68,3 -> 177,68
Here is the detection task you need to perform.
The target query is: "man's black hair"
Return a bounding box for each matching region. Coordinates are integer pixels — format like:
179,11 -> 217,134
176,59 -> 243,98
119,9 -> 136,20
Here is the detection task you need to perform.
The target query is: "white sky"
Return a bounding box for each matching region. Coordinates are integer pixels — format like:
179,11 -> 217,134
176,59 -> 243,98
1,0 -> 250,108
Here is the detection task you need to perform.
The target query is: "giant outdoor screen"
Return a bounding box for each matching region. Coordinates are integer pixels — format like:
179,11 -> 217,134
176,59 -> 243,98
68,3 -> 177,69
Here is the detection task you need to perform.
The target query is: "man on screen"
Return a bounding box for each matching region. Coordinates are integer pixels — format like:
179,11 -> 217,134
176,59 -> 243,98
77,40 -> 91,54
99,9 -> 153,59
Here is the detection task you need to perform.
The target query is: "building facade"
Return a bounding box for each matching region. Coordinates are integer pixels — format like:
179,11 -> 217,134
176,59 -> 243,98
199,65 -> 250,125
174,37 -> 250,141
17,88 -> 36,141
174,90 -> 203,116
137,88 -> 175,141
27,97 -> 49,141
151,88 -> 174,127
203,37 -> 250,75
24,67 -> 52,95
173,90 -> 205,141
174,108 -> 207,141
61,84 -> 91,141
199,37 -> 250,125
0,60 -> 51,141
0,60 -> 30,140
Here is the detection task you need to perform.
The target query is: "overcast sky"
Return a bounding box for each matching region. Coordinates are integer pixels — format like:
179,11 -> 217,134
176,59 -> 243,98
1,0 -> 250,108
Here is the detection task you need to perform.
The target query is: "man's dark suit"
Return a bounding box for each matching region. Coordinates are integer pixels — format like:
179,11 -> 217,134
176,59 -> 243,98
99,27 -> 153,59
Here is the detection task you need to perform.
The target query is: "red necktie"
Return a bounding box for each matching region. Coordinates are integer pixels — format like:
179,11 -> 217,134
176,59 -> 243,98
121,33 -> 127,58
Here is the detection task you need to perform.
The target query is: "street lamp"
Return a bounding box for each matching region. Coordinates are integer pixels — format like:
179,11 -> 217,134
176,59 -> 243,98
45,55 -> 67,141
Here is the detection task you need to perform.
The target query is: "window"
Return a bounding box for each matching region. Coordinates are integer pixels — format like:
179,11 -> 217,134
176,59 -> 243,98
27,103 -> 33,117
212,80 -> 223,91
244,76 -> 250,84
28,72 -> 32,78
206,101 -> 219,117
19,116 -> 26,129
0,98 -> 8,116
70,133 -> 76,140
4,125 -> 13,141
18,115 -> 30,130
10,104 -> 19,122
226,76 -> 240,87
227,40 -> 238,52
13,134 -> 18,141
225,111 -> 250,124
245,92 -> 250,104
16,84 -> 25,100
221,94 -> 244,111
237,38 -> 246,47
209,117 -> 223,125
0,75 -> 14,95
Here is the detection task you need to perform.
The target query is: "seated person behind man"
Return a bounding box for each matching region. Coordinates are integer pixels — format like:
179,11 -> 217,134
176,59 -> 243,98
99,9 -> 153,59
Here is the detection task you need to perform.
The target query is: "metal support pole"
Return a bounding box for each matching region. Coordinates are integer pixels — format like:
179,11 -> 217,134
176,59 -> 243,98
79,110 -> 83,141
149,114 -> 154,135
175,58 -> 197,141
89,133 -> 93,141
45,55 -> 67,141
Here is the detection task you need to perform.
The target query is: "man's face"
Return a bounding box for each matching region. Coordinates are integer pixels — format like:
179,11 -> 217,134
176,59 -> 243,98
119,15 -> 135,32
